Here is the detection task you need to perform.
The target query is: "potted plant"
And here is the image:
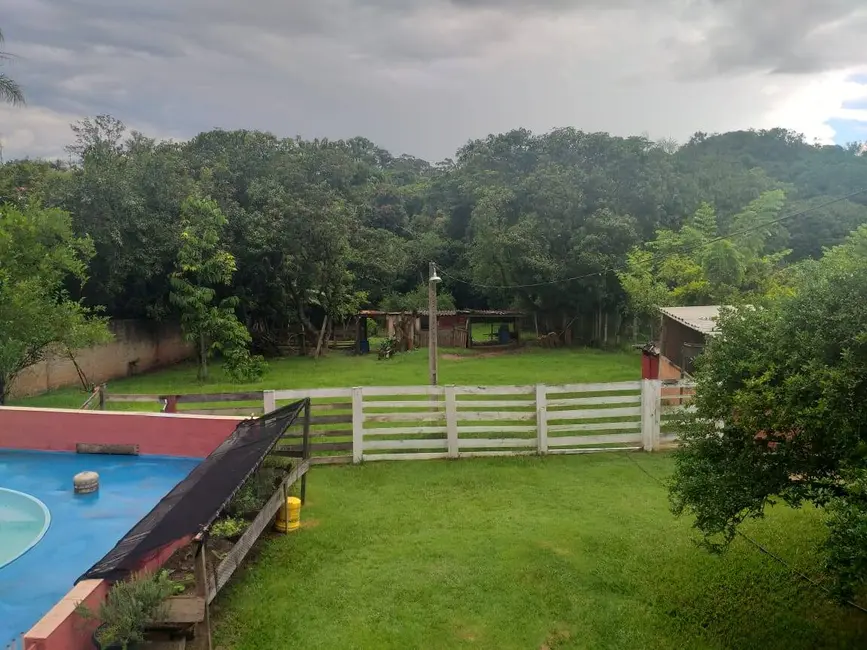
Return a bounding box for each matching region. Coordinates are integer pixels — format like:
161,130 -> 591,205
77,570 -> 176,649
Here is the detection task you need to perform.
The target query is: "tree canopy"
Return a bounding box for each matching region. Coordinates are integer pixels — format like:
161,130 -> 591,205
670,226 -> 867,597
2,119 -> 866,351
0,202 -> 111,402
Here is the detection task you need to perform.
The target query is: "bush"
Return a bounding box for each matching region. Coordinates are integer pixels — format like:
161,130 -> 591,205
210,516 -> 248,540
77,570 -> 177,649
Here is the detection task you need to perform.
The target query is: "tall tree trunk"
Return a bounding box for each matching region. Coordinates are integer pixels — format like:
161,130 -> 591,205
603,311 -> 609,346
198,333 -> 208,381
0,376 -> 6,406
314,315 -> 329,359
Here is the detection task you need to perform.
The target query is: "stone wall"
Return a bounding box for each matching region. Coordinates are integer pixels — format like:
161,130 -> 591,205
9,320 -> 193,399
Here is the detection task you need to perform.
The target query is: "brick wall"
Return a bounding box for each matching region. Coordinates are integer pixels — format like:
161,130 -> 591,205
9,320 -> 193,398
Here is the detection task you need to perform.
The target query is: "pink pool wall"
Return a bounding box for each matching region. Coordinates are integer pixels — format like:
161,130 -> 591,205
0,406 -> 241,457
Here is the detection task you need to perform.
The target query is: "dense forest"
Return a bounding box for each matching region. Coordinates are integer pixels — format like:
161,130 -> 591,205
2,118 -> 866,353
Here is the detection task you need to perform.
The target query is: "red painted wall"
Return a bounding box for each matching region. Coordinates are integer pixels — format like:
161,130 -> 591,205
0,407 -> 241,457
24,579 -> 108,650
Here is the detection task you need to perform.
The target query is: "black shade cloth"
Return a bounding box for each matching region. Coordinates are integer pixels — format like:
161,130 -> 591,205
79,399 -> 306,582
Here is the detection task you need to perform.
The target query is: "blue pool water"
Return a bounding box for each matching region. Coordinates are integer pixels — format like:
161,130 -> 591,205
0,450 -> 200,647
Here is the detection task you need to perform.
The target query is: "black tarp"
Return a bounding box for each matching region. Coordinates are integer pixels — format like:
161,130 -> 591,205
79,399 -> 307,582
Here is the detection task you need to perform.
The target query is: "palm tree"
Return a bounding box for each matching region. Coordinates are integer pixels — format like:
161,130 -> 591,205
0,28 -> 24,105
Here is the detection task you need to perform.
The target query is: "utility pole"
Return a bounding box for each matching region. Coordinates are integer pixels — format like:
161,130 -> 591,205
428,261 -> 441,385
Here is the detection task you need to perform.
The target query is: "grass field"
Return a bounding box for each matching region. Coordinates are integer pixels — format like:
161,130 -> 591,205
14,347 -> 640,409
212,453 -> 867,650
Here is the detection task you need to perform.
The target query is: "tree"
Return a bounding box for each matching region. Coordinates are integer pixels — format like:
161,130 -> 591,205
618,192 -> 790,321
670,226 -> 867,598
0,28 -> 24,105
169,195 -> 265,382
0,203 -> 111,403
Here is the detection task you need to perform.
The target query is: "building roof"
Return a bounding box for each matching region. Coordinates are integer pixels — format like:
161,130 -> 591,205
659,305 -> 722,335
360,309 -> 524,317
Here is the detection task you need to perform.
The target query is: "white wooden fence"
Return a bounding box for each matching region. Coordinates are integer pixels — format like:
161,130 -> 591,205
264,379 -> 694,463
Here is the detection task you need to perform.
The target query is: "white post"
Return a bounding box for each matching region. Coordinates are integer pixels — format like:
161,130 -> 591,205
263,390 -> 277,414
352,387 -> 364,464
445,385 -> 459,458
536,384 -> 548,455
641,379 -> 661,452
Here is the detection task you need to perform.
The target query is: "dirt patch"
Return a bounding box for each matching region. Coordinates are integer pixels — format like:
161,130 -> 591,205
163,537 -> 235,594
540,625 -> 572,650
301,517 -> 320,529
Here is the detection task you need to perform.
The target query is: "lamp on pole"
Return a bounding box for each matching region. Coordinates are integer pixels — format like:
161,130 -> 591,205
428,261 -> 441,385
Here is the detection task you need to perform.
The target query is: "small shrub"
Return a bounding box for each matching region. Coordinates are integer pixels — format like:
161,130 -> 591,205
77,570 -> 177,649
211,517 -> 248,540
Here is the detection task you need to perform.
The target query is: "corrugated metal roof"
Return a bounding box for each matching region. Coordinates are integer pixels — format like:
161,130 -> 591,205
659,305 -> 722,335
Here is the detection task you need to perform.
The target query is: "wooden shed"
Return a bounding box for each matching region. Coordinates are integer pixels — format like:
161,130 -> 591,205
658,306 -> 721,378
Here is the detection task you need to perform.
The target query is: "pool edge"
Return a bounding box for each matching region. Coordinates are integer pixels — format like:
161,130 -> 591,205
0,487 -> 51,569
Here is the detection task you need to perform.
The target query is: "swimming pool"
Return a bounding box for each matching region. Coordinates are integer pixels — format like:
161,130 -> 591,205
0,488 -> 50,569
0,450 -> 200,647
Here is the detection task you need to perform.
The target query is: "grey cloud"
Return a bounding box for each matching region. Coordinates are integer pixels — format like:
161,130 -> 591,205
0,0 -> 865,161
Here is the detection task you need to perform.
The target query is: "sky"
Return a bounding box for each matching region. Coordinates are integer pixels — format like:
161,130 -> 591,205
1,0 -> 866,161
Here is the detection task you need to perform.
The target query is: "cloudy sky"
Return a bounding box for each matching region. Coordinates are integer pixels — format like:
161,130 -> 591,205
1,0 -> 866,161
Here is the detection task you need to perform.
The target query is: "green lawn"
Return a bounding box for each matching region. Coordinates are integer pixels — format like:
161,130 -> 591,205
15,347 -> 639,409
212,453 -> 867,650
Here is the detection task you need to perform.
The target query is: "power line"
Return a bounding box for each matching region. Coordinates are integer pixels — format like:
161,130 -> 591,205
625,452 -> 867,616
435,188 -> 867,291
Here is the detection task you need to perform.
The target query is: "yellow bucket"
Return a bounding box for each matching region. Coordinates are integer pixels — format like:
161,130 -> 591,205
275,496 -> 301,533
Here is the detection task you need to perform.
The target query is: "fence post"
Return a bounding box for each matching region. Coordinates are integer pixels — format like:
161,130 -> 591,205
445,385 -> 459,458
352,387 -> 364,464
536,384 -> 548,455
263,390 -> 277,414
641,379 -> 661,452
98,384 -> 106,410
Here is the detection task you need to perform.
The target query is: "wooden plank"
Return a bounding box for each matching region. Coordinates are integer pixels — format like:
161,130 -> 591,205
364,412 -> 445,423
536,384 -> 547,454
363,452 -> 448,462
545,407 -> 641,420
445,386 -> 459,459
192,543 -> 211,650
547,421 -> 641,433
363,426 -> 447,436
363,439 -> 448,451
310,455 -> 353,465
281,429 -> 352,439
183,408 -> 262,416
547,433 -> 642,446
547,395 -> 641,407
352,387 -> 363,464
311,402 -> 353,411
174,392 -> 263,403
76,442 -> 139,455
364,400 -> 443,409
545,381 -> 641,394
455,411 -> 535,421
453,385 -> 534,396
309,414 -> 353,425
362,385 -> 445,397
455,399 -> 536,408
459,438 -> 537,449
263,390 -> 276,414
457,425 -> 535,434
159,596 -> 205,624
274,387 -> 353,400
104,394 -> 162,402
